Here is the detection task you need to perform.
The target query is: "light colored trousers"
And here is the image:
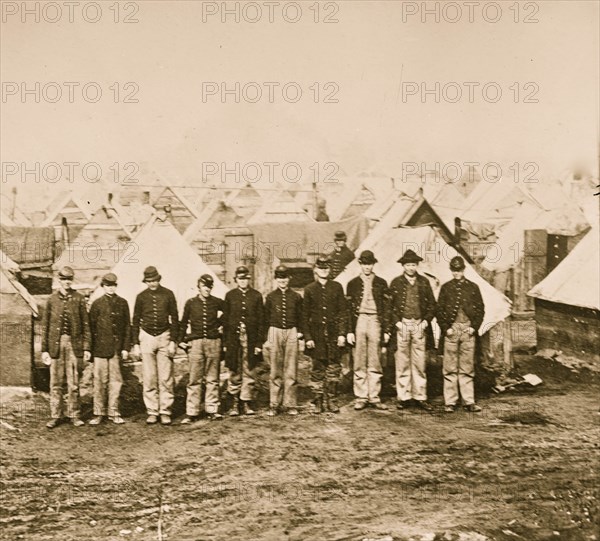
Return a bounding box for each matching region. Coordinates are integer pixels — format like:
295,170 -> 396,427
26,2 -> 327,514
265,326 -> 298,408
140,330 -> 173,416
353,314 -> 383,404
187,338 -> 221,416
93,355 -> 123,417
227,329 -> 256,401
443,322 -> 476,406
50,335 -> 81,419
394,319 -> 427,401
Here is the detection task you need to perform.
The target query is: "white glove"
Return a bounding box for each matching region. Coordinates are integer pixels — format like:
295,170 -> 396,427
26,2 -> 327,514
132,344 -> 141,358
41,352 -> 51,366
121,350 -> 129,360
337,335 -> 346,347
346,333 -> 356,346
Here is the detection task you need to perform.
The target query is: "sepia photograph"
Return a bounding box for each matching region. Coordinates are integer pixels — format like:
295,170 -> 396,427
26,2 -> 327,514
0,1 -> 599,540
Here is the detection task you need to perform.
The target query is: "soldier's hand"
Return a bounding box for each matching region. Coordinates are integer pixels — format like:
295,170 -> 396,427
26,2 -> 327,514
467,327 -> 475,336
446,328 -> 455,337
306,340 -> 315,349
346,333 -> 356,346
337,335 -> 346,347
167,341 -> 176,357
132,344 -> 141,359
254,347 -> 262,355
178,342 -> 188,351
421,320 -> 428,329
383,333 -> 391,344
297,333 -> 303,340
395,321 -> 404,331
121,350 -> 129,361
41,352 -> 51,366
83,351 -> 92,362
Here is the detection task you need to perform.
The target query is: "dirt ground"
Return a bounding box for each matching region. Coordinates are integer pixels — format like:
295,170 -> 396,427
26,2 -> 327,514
1,354 -> 598,541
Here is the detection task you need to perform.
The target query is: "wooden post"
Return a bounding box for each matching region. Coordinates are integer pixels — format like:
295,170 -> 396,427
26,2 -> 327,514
503,316 -> 513,371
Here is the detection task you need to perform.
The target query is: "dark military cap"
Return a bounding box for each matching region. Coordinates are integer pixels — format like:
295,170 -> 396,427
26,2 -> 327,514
450,256 -> 466,271
397,249 -> 423,265
274,265 -> 290,278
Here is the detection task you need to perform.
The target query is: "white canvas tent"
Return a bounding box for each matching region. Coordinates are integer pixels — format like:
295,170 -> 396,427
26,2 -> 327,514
335,225 -> 511,336
528,226 -> 599,311
92,216 -> 229,312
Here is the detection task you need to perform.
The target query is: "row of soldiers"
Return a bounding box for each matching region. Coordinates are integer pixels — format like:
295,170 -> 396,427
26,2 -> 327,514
41,239 -> 485,428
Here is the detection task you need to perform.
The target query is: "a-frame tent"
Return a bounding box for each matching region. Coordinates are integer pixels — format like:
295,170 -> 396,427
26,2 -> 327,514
94,216 -> 229,312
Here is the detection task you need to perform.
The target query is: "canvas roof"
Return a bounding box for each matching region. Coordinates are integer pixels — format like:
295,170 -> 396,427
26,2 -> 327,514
93,216 -> 229,312
0,225 -> 55,269
42,191 -> 94,226
482,200 -> 591,272
459,178 -> 538,223
247,190 -> 314,225
52,204 -> 134,287
0,251 -> 38,316
335,225 -> 511,335
528,227 -> 599,310
249,215 -> 370,263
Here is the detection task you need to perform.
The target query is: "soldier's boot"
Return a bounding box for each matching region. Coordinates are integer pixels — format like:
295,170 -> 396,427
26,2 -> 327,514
311,395 -> 325,414
325,382 -> 340,414
227,395 -> 240,417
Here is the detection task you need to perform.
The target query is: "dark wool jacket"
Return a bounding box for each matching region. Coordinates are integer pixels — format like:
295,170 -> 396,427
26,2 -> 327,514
178,295 -> 225,343
436,278 -> 485,333
346,274 -> 391,337
42,290 -> 91,359
302,280 -> 349,361
223,287 -> 264,371
389,273 -> 437,351
328,245 -> 355,279
89,294 -> 131,359
263,288 -> 303,341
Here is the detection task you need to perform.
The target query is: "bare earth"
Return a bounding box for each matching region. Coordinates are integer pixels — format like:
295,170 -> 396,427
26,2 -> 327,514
1,356 -> 598,541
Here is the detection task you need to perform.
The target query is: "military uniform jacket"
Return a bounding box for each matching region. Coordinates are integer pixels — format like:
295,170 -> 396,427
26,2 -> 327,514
89,294 -> 132,359
389,273 -> 436,351
42,290 -> 91,359
346,275 -> 391,337
302,280 -> 349,360
328,245 -> 355,279
223,288 -> 264,371
436,278 -> 485,334
263,288 -> 303,341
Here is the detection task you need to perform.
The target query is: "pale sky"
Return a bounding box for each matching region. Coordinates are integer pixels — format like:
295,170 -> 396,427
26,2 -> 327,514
1,0 -> 598,209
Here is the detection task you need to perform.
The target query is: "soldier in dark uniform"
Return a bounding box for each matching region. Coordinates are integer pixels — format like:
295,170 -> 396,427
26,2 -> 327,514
178,274 -> 225,423
346,250 -> 391,410
41,266 -> 91,428
437,256 -> 484,413
302,256 -> 349,413
328,231 -> 355,279
263,265 -> 303,416
389,250 -> 436,411
88,273 -> 131,425
131,266 -> 179,426
223,266 -> 264,416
